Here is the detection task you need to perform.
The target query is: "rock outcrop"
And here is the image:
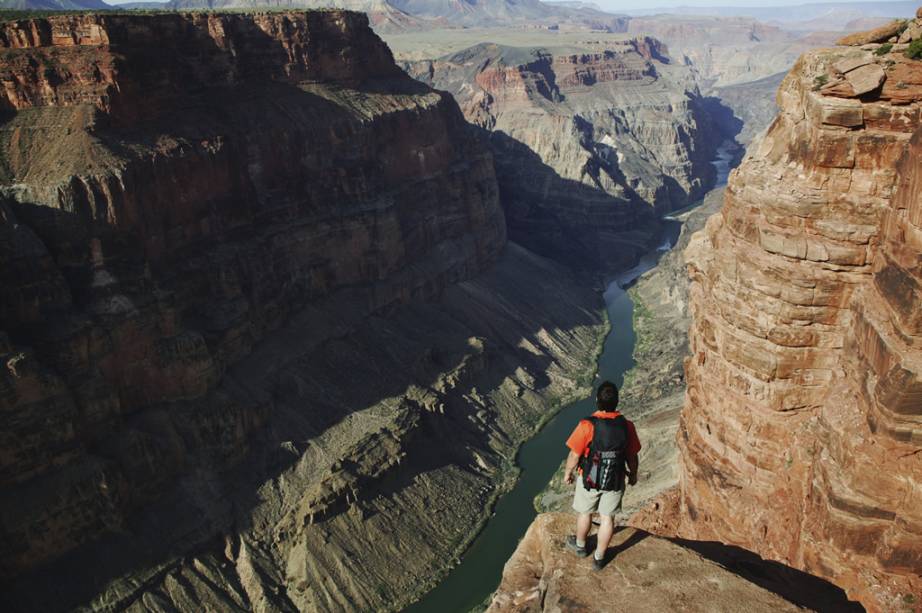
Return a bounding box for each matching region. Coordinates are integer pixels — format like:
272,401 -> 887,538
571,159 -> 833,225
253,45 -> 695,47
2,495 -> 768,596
673,19 -> 922,611
0,12 -> 608,611
486,513 -> 855,612
836,19 -> 907,46
406,39 -> 724,270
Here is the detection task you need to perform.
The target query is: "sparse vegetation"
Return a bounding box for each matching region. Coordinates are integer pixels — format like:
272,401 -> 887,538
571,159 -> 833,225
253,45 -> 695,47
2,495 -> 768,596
812,74 -> 829,91
906,39 -> 922,61
874,43 -> 893,56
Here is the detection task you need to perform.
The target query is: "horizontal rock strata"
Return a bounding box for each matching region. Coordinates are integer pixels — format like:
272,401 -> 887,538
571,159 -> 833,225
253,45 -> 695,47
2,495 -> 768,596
405,39 -> 722,270
676,25 -> 922,612
0,12 -> 607,611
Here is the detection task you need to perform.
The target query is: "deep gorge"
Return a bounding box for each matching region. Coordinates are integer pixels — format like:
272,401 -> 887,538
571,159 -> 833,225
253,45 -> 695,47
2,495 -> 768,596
0,11 -> 732,611
3,7 -> 918,613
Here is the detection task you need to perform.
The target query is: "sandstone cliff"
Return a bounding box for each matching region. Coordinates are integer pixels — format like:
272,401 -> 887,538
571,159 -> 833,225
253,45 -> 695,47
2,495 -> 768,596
406,39 -> 724,270
669,18 -> 922,611
0,12 -> 607,611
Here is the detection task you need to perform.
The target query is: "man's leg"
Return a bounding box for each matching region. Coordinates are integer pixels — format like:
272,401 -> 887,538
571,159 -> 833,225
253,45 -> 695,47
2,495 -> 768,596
576,512 -> 592,547
594,514 -> 614,560
571,479 -> 600,550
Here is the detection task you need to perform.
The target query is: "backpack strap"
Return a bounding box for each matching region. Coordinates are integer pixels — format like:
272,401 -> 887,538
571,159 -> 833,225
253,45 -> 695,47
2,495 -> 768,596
579,416 -> 604,488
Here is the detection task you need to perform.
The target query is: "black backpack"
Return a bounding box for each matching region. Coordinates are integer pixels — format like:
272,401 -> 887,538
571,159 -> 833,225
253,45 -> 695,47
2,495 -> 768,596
580,415 -> 628,491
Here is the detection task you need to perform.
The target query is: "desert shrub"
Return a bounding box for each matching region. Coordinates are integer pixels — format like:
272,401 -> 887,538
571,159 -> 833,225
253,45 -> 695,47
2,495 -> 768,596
875,43 -> 893,56
812,74 -> 829,90
906,39 -> 922,60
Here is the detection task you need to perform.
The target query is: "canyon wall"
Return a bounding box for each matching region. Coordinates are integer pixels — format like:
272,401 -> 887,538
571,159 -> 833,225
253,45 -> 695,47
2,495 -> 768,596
625,15 -> 812,88
676,24 -> 922,611
406,38 -> 723,270
0,12 -> 607,611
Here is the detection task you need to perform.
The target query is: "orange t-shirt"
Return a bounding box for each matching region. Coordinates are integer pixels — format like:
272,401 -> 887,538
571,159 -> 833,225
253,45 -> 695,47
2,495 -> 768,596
566,410 -> 641,458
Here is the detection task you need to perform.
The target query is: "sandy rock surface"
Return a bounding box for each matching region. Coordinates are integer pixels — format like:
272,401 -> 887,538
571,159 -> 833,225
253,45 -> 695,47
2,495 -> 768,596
487,513 -> 856,612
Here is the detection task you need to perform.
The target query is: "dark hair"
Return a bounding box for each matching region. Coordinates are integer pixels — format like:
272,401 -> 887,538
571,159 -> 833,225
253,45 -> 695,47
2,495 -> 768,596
596,381 -> 619,411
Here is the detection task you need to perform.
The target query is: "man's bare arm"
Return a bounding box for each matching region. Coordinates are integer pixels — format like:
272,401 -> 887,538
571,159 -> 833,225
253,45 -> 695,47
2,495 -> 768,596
627,454 -> 639,486
564,450 -> 580,484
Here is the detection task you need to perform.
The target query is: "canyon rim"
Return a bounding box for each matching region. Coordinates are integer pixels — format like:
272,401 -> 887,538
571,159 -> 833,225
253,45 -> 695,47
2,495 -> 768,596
0,3 -> 920,613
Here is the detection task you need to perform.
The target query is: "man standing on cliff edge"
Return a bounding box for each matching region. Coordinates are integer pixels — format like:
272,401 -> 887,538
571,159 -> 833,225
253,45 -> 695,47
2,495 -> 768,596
563,381 -> 641,570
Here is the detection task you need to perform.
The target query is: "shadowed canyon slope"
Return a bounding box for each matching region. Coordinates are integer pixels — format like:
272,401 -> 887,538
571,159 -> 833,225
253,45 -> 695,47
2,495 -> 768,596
0,12 -> 610,611
406,39 -> 725,270
666,18 -> 922,611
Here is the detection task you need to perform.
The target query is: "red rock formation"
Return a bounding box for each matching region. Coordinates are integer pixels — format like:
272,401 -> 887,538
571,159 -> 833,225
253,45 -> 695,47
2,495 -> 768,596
675,24 -> 922,611
406,38 -> 722,270
0,9 -> 504,582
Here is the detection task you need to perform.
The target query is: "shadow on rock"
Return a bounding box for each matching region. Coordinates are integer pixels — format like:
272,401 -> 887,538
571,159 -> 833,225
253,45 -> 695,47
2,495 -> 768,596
668,537 -> 866,612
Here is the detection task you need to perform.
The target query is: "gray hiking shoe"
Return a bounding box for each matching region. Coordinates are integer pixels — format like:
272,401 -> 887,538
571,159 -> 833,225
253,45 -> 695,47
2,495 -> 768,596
592,553 -> 606,571
566,536 -> 589,557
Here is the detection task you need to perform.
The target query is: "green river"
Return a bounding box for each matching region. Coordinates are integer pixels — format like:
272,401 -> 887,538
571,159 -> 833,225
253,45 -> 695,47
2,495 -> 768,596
404,144 -> 735,613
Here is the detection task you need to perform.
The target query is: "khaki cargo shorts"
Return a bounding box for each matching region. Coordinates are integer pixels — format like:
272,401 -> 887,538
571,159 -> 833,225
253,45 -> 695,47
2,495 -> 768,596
572,478 -> 624,517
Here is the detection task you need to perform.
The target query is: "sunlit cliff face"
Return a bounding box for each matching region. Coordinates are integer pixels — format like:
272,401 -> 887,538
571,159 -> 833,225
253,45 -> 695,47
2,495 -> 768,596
678,31 -> 922,611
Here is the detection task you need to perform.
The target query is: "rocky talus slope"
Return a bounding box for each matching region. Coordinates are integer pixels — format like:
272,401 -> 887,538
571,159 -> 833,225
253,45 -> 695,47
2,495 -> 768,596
0,12 -> 608,611
663,15 -> 922,611
406,39 -> 724,270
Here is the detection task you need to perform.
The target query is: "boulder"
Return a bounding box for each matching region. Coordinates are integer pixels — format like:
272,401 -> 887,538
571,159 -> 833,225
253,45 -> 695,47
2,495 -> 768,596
821,77 -> 857,97
898,20 -> 922,43
833,55 -> 872,74
844,62 -> 886,95
837,20 -> 906,46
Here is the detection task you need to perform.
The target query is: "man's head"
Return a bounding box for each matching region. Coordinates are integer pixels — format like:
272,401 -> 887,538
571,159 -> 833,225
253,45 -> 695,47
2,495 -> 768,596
596,381 -> 619,411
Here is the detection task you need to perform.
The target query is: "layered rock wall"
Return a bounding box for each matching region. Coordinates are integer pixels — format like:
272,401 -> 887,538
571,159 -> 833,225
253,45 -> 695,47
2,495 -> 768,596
678,31 -> 922,610
0,12 -> 607,611
626,15 -> 809,88
0,6 -> 500,573
407,38 -> 723,270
